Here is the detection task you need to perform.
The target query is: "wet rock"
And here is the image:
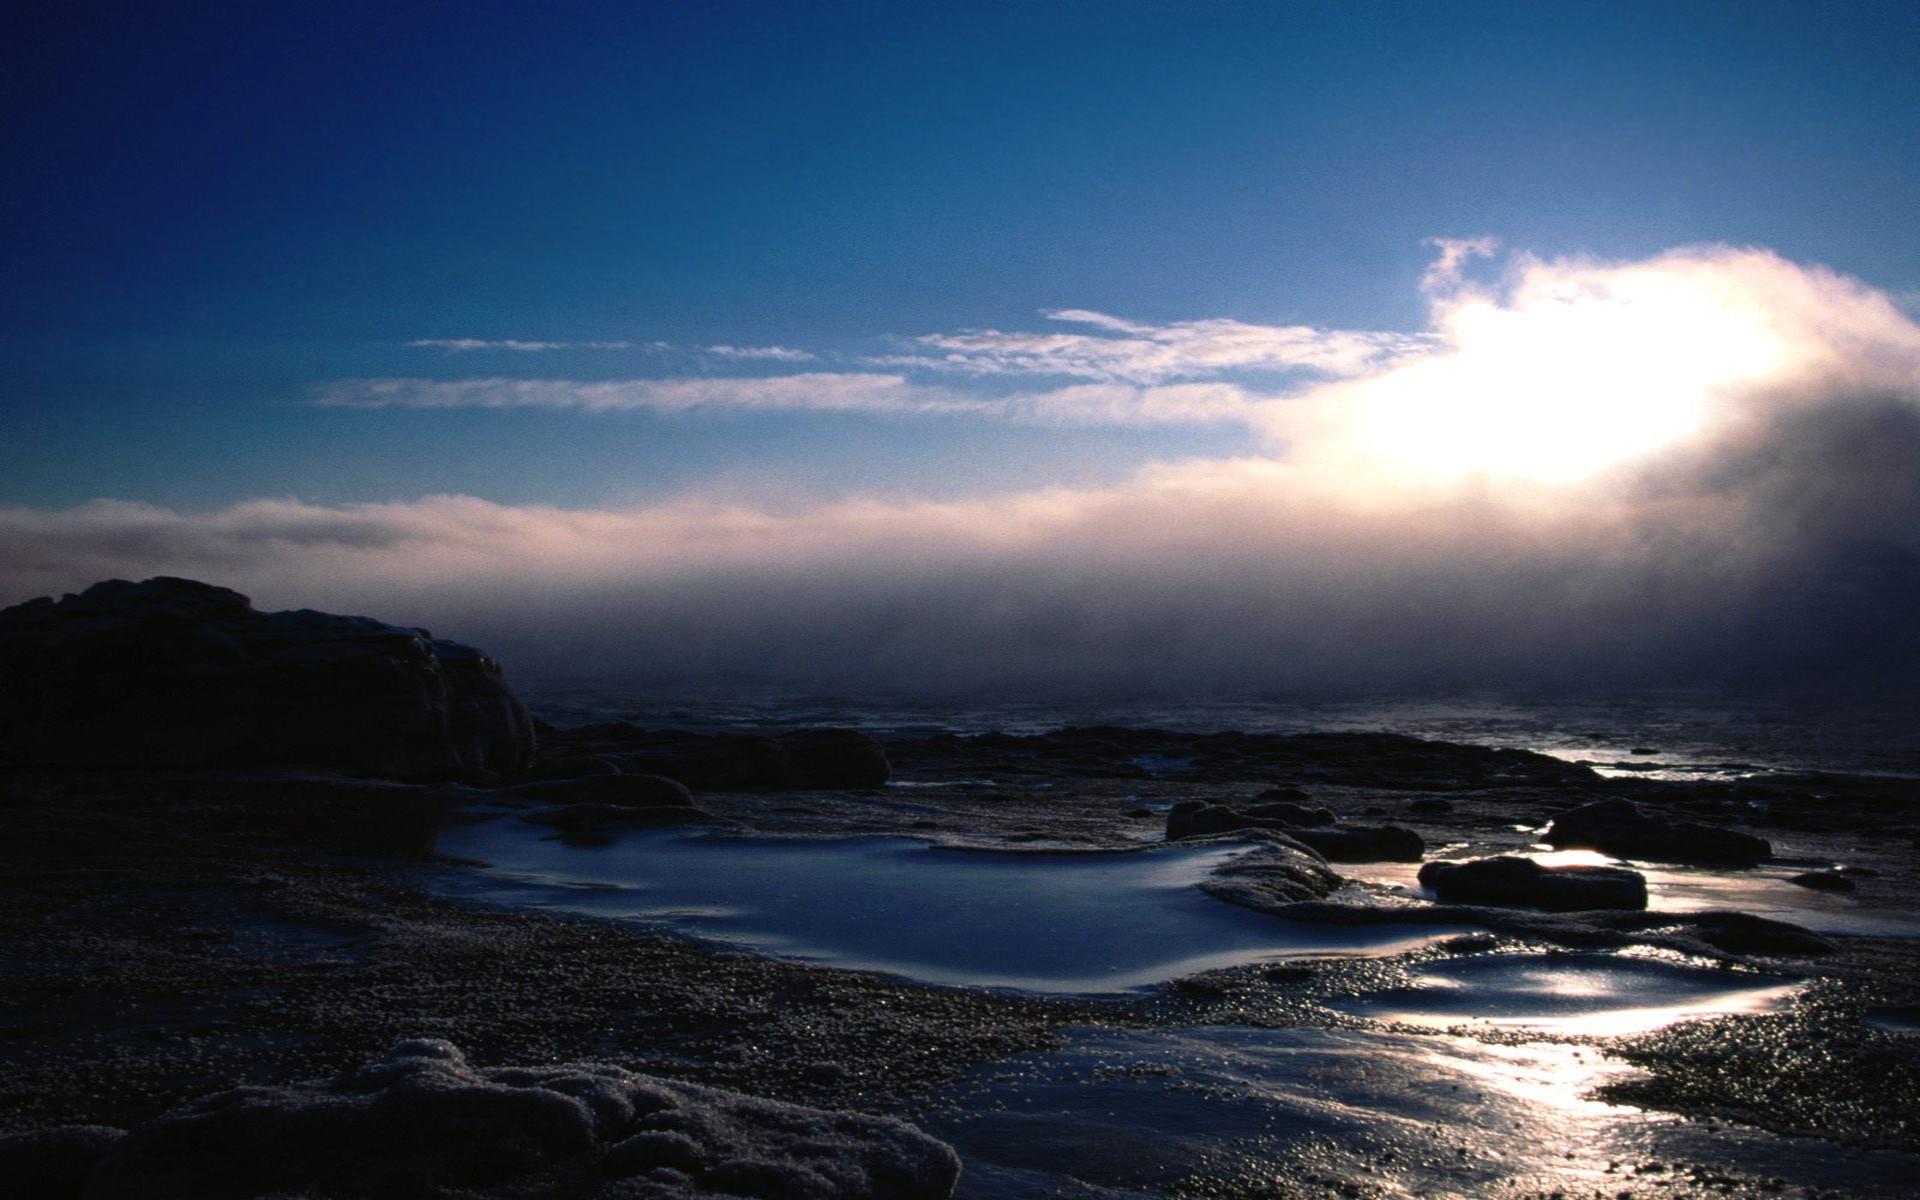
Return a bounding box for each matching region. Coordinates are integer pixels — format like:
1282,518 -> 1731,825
1408,798 -> 1454,816
78,1039 -> 960,1199
1544,799 -> 1771,866
1682,912 -> 1835,956
498,774 -> 694,809
1255,785 -> 1313,803
1244,801 -> 1336,825
1418,855 -> 1649,911
521,754 -> 625,782
1168,803 -> 1421,861
519,804 -> 721,833
0,1124 -> 124,1198
779,729 -> 892,788
547,727 -> 891,790
1166,802 -> 1253,840
1788,871 -> 1856,893
1287,824 -> 1425,863
0,577 -> 535,779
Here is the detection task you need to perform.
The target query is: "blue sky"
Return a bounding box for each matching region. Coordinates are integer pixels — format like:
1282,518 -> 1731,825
5,0 -> 1919,511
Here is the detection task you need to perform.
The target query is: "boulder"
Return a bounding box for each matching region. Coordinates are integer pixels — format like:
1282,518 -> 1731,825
1788,870 -> 1856,894
778,729 -> 892,788
1407,798 -> 1454,816
1287,824 -> 1425,863
1418,855 -> 1649,911
77,1039 -> 960,1199
0,1125 -> 124,1198
1543,799 -> 1770,866
0,578 -> 534,779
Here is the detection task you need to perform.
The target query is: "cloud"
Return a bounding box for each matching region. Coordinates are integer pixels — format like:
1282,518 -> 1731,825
407,339 -> 640,352
308,374 -> 1266,426
11,244 -> 1920,696
873,310 -> 1430,383
703,344 -> 817,362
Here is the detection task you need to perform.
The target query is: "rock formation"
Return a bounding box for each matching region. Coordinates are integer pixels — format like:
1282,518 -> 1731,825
0,577 -> 535,779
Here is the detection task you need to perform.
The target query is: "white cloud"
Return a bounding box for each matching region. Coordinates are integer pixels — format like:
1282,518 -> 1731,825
703,344 -> 817,362
308,374 -> 1267,426
876,310 -> 1429,383
407,339 -> 640,352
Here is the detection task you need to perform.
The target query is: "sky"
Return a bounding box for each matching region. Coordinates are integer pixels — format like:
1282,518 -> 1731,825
4,2 -> 1919,695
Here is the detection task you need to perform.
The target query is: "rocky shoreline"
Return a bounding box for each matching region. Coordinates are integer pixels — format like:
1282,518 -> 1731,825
3,580 -> 1917,1197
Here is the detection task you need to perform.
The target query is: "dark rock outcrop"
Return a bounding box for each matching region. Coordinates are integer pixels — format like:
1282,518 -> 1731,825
0,578 -> 534,779
1788,870 -> 1856,894
1544,799 -> 1771,866
539,726 -> 891,790
1166,802 -> 1423,861
1418,855 -> 1649,911
66,1038 -> 959,1200
498,774 -> 695,809
1287,824 -> 1425,863
1245,800 -> 1336,825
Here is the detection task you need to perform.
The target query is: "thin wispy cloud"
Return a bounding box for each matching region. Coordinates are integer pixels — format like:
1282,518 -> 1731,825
309,374 -> 1263,426
407,338 -> 643,352
872,310 -> 1430,383
704,344 -> 817,362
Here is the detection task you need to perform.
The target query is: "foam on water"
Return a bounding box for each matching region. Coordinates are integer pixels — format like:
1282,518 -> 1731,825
434,821 -> 1459,993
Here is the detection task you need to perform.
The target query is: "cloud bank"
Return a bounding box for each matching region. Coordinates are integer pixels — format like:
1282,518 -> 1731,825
9,244 -> 1920,696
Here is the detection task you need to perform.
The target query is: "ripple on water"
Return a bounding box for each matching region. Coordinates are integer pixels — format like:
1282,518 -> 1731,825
1330,952 -> 1803,1035
432,823 -> 1461,993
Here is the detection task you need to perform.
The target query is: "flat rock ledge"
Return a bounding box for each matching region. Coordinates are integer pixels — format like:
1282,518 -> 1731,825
0,1039 -> 961,1200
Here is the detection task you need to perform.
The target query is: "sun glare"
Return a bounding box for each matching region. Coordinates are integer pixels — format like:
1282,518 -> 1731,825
1341,267 -> 1788,482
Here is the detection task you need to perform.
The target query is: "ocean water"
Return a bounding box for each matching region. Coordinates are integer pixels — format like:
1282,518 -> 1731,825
516,685 -> 1920,782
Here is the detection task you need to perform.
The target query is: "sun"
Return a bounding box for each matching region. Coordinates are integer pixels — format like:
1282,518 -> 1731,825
1332,262 -> 1790,483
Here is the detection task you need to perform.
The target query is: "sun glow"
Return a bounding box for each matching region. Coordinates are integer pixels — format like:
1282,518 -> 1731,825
1323,258 -> 1791,483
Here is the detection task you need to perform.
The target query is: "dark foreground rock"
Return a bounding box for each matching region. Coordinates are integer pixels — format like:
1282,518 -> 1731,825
1418,855 -> 1649,911
1544,798 -> 1772,866
0,577 -> 534,779
28,1038 -> 959,1200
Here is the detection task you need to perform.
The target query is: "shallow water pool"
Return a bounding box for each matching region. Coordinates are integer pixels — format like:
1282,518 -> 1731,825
1329,951 -> 1802,1034
434,821 -> 1458,993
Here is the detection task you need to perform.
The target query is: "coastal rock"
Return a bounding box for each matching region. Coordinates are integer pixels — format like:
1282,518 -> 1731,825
1288,824 -> 1426,863
542,727 -> 891,790
1544,799 -> 1771,866
0,1125 -> 124,1197
1244,800 -> 1336,825
80,1038 -> 960,1200
519,803 -> 722,832
0,577 -> 535,779
1166,803 -> 1422,861
498,774 -> 695,809
778,729 -> 893,788
1418,855 -> 1649,911
1788,870 -> 1856,893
